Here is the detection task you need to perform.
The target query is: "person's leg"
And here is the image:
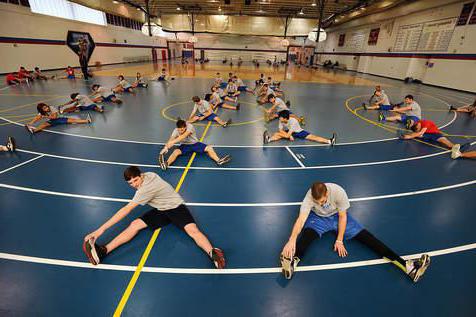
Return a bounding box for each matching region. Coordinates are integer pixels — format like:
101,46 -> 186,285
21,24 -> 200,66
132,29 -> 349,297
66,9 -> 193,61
384,114 -> 401,122
0,145 -> 7,152
294,227 -> 320,259
436,136 -> 455,149
91,96 -> 103,103
204,145 -> 220,162
67,118 -> 89,124
269,131 -> 287,142
213,116 -> 226,126
221,103 -> 237,110
306,134 -> 331,144
183,223 -> 214,254
461,151 -> 476,159
62,106 -> 77,113
105,218 -> 148,254
167,149 -> 182,166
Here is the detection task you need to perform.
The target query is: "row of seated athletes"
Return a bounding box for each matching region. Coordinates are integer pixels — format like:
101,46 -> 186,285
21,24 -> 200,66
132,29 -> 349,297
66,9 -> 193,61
5,66 -> 93,85
81,165 -> 431,283
363,86 -> 476,160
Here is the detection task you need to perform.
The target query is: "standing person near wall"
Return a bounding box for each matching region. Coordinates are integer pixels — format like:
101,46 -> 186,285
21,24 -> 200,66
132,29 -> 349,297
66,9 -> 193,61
78,38 -> 90,80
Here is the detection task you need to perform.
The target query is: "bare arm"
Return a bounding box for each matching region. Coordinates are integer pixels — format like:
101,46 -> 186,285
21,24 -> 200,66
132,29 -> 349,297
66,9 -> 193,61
403,127 -> 427,139
166,130 -> 191,149
391,105 -> 411,113
281,212 -> 308,258
334,211 -> 348,257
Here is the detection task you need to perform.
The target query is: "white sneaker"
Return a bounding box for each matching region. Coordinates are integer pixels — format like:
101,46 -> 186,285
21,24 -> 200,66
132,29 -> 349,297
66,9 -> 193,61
451,144 -> 461,159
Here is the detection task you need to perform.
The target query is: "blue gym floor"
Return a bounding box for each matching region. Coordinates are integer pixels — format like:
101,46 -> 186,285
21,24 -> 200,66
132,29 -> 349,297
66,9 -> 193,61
0,64 -> 475,316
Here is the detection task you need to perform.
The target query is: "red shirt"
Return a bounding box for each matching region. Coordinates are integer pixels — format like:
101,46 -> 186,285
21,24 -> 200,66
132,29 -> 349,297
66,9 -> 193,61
419,119 -> 440,134
6,73 -> 16,81
66,68 -> 75,76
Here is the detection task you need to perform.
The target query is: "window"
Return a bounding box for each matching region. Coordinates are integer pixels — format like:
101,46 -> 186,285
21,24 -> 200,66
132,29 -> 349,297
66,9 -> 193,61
29,0 -> 106,26
105,11 -> 143,31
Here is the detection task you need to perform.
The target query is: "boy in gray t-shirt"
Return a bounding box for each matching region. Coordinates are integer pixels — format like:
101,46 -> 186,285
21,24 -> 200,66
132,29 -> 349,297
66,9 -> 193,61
158,119 -> 231,170
380,94 -> 422,129
83,166 -> 226,269
280,181 -> 430,282
188,96 -> 231,127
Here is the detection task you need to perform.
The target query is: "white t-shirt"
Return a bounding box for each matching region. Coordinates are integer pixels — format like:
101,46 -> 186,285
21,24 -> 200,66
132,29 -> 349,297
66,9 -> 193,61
274,98 -> 289,112
171,122 -> 199,145
406,101 -> 421,118
132,172 -> 184,211
95,86 -> 112,98
76,95 -> 94,106
210,92 -> 222,105
226,82 -> 237,93
299,183 -> 350,218
193,100 -> 211,114
279,117 -> 303,133
120,79 -> 131,89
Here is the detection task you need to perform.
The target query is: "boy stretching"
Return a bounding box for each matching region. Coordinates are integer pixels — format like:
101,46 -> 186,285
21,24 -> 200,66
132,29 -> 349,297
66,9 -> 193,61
188,96 -> 231,128
25,103 -> 91,134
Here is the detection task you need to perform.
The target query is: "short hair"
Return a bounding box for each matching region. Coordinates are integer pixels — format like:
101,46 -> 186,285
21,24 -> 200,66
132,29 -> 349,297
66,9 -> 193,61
375,85 -> 381,91
37,103 -> 49,115
124,166 -> 141,181
192,96 -> 200,102
216,72 -> 220,75
211,86 -> 217,91
70,93 -> 79,100
278,110 -> 290,119
410,120 -> 420,132
176,119 -> 187,128
118,75 -> 124,80
34,67 -> 39,70
405,94 -> 414,100
267,94 -> 275,101
92,84 -> 100,90
162,68 -> 165,71
311,182 -> 327,200
228,78 -> 233,83
204,93 -> 212,101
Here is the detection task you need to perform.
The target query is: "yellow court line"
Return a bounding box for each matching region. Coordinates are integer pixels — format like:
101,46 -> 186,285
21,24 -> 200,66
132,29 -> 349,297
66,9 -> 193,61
345,96 -> 448,151
113,119 -> 214,317
0,95 -> 65,114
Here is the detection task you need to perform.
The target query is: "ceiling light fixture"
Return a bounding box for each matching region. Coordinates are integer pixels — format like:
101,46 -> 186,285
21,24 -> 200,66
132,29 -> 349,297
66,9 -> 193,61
176,6 -> 181,11
112,0 -> 119,4
311,1 -> 317,7
298,8 -> 304,15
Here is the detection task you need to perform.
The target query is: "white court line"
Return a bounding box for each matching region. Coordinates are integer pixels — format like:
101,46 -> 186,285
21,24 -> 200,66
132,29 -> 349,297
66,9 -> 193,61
15,147 -> 452,171
0,242 -> 475,275
285,146 -> 305,168
0,155 -> 44,175
0,179 -> 474,207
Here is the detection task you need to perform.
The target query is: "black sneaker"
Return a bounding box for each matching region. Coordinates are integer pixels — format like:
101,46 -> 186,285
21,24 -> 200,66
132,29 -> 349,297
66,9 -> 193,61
223,119 -> 232,128
329,133 -> 336,146
449,105 -> 457,112
263,130 -> 270,145
216,154 -> 231,166
280,254 -> 300,280
82,239 -> 106,265
24,125 -> 34,134
236,103 -> 241,111
158,153 -> 168,171
406,254 -> 431,282
6,136 -> 16,152
362,102 -> 368,110
86,113 -> 92,124
210,248 -> 226,269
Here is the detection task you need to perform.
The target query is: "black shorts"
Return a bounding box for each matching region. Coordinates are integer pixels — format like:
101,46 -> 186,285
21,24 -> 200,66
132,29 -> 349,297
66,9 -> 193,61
139,204 -> 195,230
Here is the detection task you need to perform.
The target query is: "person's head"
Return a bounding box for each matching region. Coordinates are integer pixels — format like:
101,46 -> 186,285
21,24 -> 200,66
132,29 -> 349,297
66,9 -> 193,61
375,85 -> 381,92
136,72 -> 141,77
192,96 -> 201,103
216,72 -> 220,76
260,73 -> 264,78
267,77 -> 272,80
118,75 -> 124,80
232,75 -> 237,79
410,120 -> 422,132
263,83 -> 269,87
228,78 -> 233,83
278,110 -> 290,123
123,166 -> 143,189
311,182 -> 329,206
267,94 -> 276,103
67,66 -> 72,69
228,72 -> 232,77
37,103 -> 51,115
34,67 -> 39,71
404,94 -> 414,104
176,119 -> 187,134
91,84 -> 100,91
204,93 -> 212,102
162,68 -> 165,72
375,90 -> 382,97
211,86 -> 218,92
70,93 -> 79,100
20,66 -> 26,70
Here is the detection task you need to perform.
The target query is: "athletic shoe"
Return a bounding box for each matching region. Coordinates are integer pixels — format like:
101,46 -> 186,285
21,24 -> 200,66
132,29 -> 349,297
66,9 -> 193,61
449,105 -> 457,112
24,125 -> 34,134
362,102 -> 368,110
405,120 -> 413,130
263,130 -> 271,145
210,247 -> 226,269
223,119 -> 232,128
100,105 -> 105,112
158,153 -> 168,170
116,99 -> 123,104
406,254 -> 430,282
236,103 -> 241,111
216,154 -> 231,166
378,112 -> 385,122
280,254 -> 300,280
285,100 -> 291,108
329,133 -> 336,146
6,136 -> 16,152
86,113 -> 92,124
451,144 -> 461,159
82,239 -> 106,265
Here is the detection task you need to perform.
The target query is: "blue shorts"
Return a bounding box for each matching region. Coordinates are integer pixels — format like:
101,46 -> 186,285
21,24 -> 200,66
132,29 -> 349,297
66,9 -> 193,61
78,104 -> 97,111
421,133 -> 443,142
401,115 -> 419,124
379,105 -> 393,111
67,75 -> 75,79
47,117 -> 68,126
197,113 -> 217,121
238,86 -> 248,91
158,76 -> 165,81
179,142 -> 207,155
103,94 -> 115,102
215,102 -> 224,108
124,87 -> 133,92
304,212 -> 363,240
219,83 -> 227,89
292,130 -> 310,139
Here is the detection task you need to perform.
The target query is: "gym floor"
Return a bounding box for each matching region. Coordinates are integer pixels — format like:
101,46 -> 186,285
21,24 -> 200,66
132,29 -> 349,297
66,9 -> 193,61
0,62 -> 475,316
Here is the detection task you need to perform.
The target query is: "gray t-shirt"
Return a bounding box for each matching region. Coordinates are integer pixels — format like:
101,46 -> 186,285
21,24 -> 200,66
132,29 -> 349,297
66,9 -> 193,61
405,101 -> 421,118
96,86 -> 112,98
377,93 -> 390,105
171,122 -> 199,145
193,100 -> 211,114
299,183 -> 350,218
210,92 -> 222,105
279,117 -> 303,133
132,172 -> 184,211
76,95 -> 94,106
274,97 -> 289,112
